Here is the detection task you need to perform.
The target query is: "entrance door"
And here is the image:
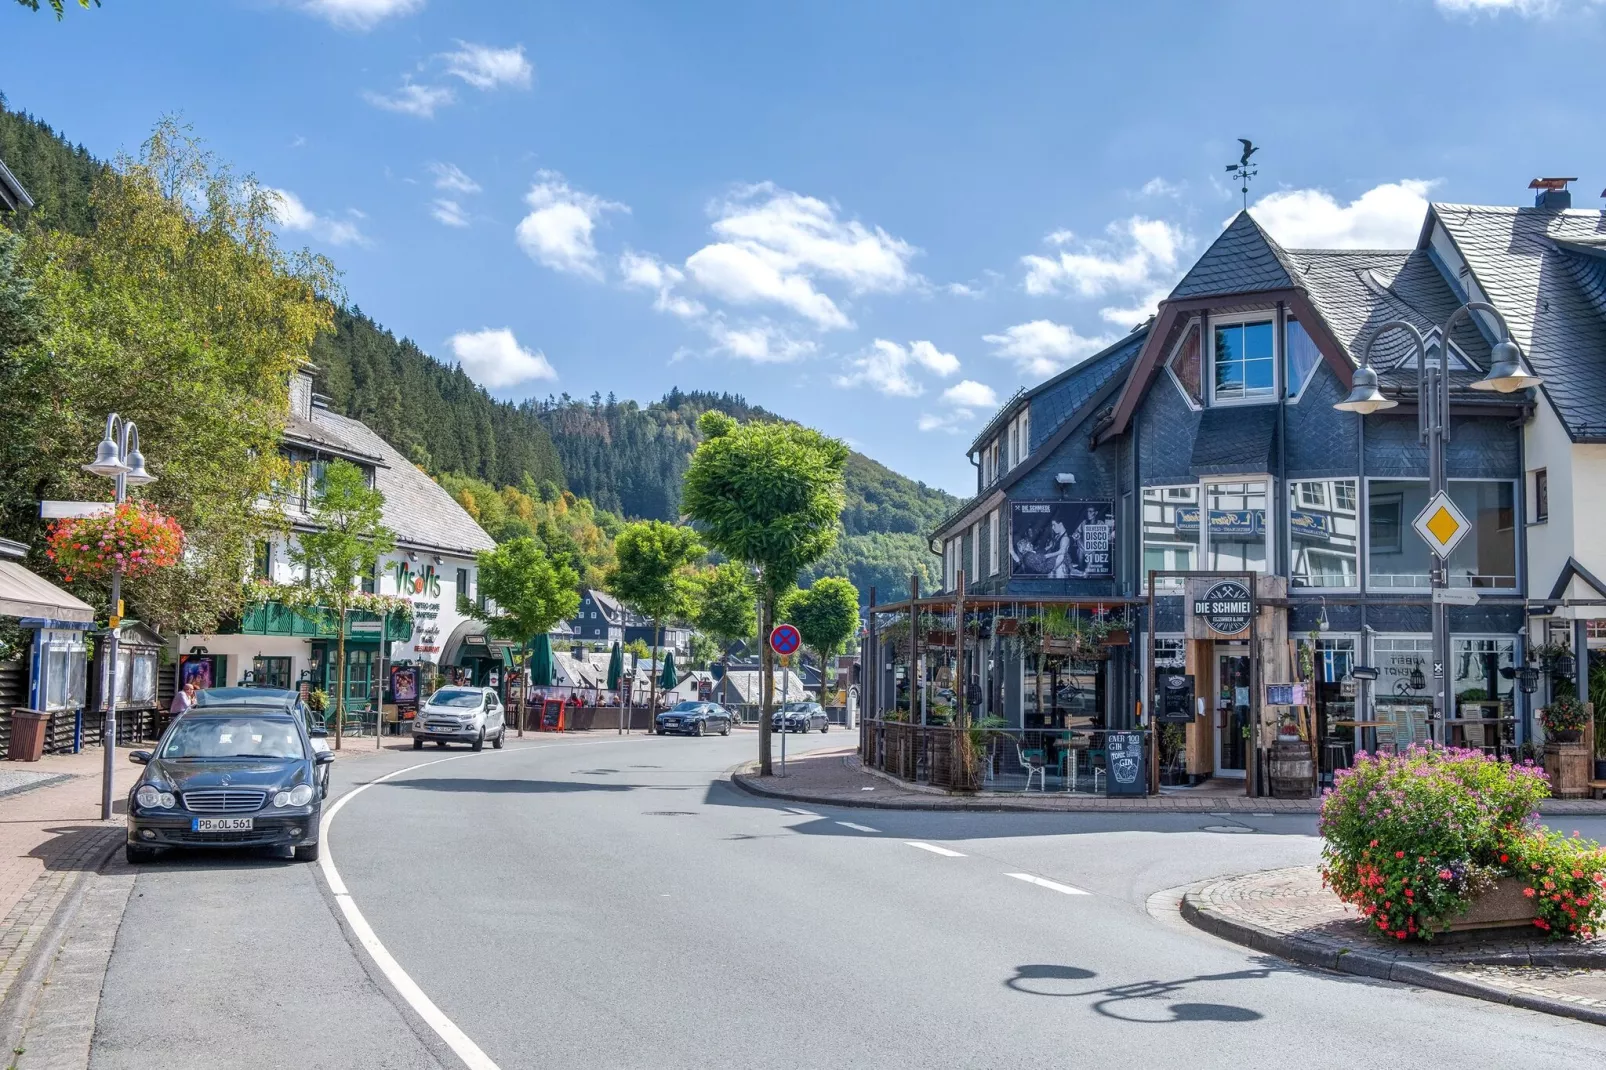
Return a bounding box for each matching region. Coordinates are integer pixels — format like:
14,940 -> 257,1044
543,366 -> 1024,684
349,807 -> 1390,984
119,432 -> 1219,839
1215,652 -> 1250,777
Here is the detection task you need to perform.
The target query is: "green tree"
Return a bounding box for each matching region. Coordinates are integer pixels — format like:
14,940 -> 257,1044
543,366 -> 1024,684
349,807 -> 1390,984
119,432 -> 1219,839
681,410 -> 847,774
3,120 -> 336,632
290,460 -> 394,749
14,0 -> 98,17
692,561 -> 757,678
475,536 -> 580,735
607,520 -> 703,716
781,577 -> 860,699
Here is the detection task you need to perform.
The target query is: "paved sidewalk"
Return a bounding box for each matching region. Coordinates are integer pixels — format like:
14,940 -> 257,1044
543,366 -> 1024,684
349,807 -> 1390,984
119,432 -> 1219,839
1181,864 -> 1606,1026
732,745 -> 1606,815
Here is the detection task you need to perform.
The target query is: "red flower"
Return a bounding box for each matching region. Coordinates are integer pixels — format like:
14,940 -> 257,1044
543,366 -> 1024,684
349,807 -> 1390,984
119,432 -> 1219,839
1395,851 -> 1405,859
1523,888 -> 1536,898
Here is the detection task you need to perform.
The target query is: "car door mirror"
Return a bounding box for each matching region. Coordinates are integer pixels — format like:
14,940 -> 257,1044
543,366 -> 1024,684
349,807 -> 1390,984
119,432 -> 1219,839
128,750 -> 152,765
315,750 -> 336,765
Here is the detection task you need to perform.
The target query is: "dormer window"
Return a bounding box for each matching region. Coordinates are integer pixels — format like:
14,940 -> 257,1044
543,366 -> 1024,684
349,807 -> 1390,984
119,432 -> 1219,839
1212,318 -> 1276,402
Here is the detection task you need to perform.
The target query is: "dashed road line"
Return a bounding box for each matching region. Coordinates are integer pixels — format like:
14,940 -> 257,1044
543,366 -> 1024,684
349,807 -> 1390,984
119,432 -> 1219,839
1006,872 -> 1089,896
784,806 -> 819,817
905,841 -> 965,857
835,821 -> 879,833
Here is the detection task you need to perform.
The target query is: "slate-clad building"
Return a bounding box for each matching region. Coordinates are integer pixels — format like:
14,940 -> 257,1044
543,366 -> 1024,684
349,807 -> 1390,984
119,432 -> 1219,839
920,185 -> 1602,788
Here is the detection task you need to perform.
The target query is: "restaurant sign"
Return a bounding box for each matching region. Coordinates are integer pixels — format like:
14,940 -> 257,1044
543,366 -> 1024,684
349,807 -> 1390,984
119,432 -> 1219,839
1195,579 -> 1253,636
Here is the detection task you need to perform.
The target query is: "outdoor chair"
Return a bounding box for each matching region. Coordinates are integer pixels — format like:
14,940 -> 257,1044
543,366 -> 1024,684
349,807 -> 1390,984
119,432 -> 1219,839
1014,741 -> 1046,792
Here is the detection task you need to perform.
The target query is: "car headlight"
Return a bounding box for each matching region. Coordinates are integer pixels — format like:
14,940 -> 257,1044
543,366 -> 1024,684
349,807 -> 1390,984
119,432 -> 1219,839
136,785 -> 175,809
273,784 -> 316,808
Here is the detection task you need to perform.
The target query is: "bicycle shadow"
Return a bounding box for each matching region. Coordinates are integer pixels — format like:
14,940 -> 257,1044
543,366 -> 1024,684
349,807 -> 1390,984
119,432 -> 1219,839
1004,962 -> 1278,1023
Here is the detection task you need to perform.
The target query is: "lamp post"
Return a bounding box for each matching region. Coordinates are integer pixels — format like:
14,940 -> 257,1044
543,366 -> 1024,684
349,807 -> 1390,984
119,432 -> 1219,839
1336,302 -> 1540,745
81,413 -> 156,821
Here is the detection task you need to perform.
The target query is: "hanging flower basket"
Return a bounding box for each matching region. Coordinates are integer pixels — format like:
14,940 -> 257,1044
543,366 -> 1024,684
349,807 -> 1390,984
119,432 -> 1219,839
45,502 -> 183,582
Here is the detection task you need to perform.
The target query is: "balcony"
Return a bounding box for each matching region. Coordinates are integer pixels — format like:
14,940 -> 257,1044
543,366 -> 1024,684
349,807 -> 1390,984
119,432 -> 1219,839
236,601 -> 413,642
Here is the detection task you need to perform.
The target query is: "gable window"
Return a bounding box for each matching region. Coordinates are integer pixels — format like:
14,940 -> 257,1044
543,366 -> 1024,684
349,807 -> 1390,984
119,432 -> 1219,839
1532,468 -> 1548,524
1284,316 -> 1323,402
1212,320 -> 1276,402
1166,320 -> 1205,409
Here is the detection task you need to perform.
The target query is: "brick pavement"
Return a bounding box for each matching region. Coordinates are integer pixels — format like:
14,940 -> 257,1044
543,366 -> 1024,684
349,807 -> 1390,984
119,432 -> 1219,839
1182,864 -> 1606,1026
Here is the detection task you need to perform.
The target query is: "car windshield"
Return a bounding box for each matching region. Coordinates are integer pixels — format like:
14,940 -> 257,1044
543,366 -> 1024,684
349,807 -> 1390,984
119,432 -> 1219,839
160,717 -> 304,760
430,689 -> 482,708
782,703 -> 815,712
670,701 -> 701,712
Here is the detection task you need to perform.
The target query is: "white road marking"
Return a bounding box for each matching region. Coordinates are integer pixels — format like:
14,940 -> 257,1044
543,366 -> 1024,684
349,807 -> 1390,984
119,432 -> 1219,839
1006,872 -> 1089,896
784,806 -> 819,816
320,737 -> 633,1070
835,821 -> 879,833
905,841 -> 965,857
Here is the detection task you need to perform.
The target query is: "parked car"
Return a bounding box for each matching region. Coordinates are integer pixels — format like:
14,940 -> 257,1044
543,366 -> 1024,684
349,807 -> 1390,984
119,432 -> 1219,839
194,687 -> 329,753
412,686 -> 506,751
655,701 -> 733,737
125,706 -> 334,864
772,701 -> 829,733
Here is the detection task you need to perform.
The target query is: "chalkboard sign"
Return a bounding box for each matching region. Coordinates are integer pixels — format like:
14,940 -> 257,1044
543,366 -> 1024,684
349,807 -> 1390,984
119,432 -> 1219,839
1105,730 -> 1146,796
1158,674 -> 1195,724
540,699 -> 564,730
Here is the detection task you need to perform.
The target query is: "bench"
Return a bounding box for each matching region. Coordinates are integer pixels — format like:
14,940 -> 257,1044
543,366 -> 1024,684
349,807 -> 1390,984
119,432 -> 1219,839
1589,780 -> 1606,800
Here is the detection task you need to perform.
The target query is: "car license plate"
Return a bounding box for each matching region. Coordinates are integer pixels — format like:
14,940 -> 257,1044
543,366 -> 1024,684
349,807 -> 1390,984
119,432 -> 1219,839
193,817 -> 253,832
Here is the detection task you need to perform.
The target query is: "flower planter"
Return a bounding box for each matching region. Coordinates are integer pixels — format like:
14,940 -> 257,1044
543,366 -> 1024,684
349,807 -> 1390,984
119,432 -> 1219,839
1098,629 -> 1130,648
1595,758 -> 1606,781
1545,742 -> 1590,799
1443,877 -> 1539,933
924,629 -> 956,649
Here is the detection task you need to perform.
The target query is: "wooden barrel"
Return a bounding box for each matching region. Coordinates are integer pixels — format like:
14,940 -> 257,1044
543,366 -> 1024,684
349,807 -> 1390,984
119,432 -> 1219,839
1269,738 -> 1315,799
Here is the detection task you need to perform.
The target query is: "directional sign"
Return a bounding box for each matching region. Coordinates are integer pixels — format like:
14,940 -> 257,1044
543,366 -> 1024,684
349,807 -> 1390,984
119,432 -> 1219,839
40,500 -> 113,519
769,623 -> 801,656
1412,491 -> 1470,558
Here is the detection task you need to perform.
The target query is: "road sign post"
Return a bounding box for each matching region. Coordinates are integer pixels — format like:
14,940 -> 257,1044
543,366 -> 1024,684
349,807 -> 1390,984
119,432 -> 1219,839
1412,489 -> 1470,744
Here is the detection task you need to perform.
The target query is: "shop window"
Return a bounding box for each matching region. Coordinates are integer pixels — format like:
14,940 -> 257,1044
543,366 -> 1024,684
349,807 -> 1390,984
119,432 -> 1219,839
1205,481 -> 1268,573
1373,636 -> 1434,749
1447,482 -> 1515,589
1212,320 -> 1276,403
1284,316 -> 1323,402
253,656 -> 293,691
1152,637 -> 1186,671
345,648 -> 374,704
1166,321 -> 1204,409
1142,486 -> 1198,590
1367,482 -> 1419,588
1289,479 -> 1359,589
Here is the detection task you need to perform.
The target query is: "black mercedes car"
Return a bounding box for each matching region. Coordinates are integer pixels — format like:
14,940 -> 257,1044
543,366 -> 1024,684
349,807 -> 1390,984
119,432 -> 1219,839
125,707 -> 335,864
655,701 -> 733,737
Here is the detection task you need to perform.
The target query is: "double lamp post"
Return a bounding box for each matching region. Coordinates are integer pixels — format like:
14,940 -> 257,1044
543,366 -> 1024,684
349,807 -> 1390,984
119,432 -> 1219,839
1334,300 -> 1541,745
82,413 -> 156,821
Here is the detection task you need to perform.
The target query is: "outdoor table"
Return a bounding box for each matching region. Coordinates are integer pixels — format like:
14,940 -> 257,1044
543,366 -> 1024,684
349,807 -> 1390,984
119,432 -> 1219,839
1445,716 -> 1516,758
1053,732 -> 1089,791
1334,720 -> 1389,755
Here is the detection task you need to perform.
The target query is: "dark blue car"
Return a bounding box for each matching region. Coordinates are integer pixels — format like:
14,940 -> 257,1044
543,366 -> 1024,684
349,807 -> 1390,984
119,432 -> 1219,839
125,707 -> 335,864
655,701 -> 733,737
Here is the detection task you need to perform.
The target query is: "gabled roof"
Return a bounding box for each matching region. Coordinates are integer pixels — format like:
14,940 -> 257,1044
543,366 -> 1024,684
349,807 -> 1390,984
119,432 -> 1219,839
1168,211 -> 1300,301
283,411 -> 386,466
0,157 -> 33,213
309,407 -> 495,557
584,588 -> 625,624
1426,203 -> 1606,440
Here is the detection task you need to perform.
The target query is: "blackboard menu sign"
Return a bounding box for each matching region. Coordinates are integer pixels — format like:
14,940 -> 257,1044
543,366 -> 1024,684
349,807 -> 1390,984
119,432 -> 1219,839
1105,730 -> 1146,796
1158,674 -> 1195,724
540,700 -> 564,729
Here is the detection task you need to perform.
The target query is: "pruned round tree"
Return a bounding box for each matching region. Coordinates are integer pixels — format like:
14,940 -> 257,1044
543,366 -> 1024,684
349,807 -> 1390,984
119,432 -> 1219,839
607,520 -> 703,717
781,576 -> 860,701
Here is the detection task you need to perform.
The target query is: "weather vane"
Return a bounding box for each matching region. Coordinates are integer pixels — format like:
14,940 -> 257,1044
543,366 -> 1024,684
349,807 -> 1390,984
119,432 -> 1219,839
1225,138 -> 1258,210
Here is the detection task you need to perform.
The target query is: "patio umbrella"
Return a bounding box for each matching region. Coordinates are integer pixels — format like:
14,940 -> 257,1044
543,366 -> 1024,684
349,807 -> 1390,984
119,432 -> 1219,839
606,642 -> 623,691
529,634 -> 555,687
659,651 -> 679,692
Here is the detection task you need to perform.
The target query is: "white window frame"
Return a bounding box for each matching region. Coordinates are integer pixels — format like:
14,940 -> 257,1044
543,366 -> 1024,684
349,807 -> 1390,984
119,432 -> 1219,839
1208,311 -> 1279,407
1164,317 -> 1205,412
1288,477 -> 1361,593
988,510 -> 1000,576
1141,475 -> 1274,591
1283,314 -> 1325,404
971,521 -> 981,584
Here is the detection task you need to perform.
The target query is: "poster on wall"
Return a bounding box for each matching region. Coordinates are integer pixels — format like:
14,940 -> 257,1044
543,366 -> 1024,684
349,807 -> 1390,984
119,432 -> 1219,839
178,654 -> 218,691
1010,501 -> 1114,579
390,666 -> 418,704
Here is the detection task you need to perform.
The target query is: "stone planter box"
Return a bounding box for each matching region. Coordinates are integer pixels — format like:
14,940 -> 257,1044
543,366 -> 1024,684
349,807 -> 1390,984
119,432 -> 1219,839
1545,742 -> 1590,799
1443,877 -> 1538,933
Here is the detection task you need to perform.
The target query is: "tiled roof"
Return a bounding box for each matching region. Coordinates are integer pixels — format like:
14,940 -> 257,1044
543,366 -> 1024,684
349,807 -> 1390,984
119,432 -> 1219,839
1429,203 -> 1606,439
283,411 -> 385,464
1169,211 -> 1300,301
1028,329 -> 1148,444
585,588 -> 625,623
1189,406 -> 1278,475
309,407 -> 496,557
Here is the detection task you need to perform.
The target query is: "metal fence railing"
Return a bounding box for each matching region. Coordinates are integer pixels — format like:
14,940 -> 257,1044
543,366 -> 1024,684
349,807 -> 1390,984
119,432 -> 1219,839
858,720 -> 1153,795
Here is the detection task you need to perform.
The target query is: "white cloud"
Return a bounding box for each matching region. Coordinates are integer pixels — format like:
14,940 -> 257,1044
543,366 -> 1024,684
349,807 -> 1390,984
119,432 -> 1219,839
298,0 -> 423,30
447,328 -> 556,388
620,251 -> 704,319
678,183 -> 919,331
1435,0 -> 1569,15
269,188 -> 366,246
440,41 -> 533,90
431,198 -> 469,227
515,171 -> 627,279
919,379 -> 999,434
835,339 -> 959,397
1140,177 -> 1183,198
984,319 -> 1113,377
1248,179 -> 1436,249
1098,286 -> 1171,327
363,82 -> 455,118
429,162 -> 480,194
1023,216 -> 1184,298
707,321 -> 815,364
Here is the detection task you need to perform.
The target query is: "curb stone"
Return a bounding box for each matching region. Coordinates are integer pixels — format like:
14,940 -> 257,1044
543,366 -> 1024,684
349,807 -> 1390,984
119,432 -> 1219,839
1179,874 -> 1606,1028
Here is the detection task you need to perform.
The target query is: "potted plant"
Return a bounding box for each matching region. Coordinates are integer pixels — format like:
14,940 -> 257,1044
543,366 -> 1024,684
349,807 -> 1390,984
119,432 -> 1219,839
1541,693 -> 1587,744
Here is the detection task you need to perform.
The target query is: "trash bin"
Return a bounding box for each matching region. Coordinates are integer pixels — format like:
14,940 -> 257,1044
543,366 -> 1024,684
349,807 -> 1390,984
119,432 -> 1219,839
9,708 -> 51,762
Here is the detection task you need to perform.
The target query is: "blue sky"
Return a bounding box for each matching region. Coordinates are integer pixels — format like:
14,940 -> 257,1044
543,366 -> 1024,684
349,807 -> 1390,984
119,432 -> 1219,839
5,0 -> 1606,496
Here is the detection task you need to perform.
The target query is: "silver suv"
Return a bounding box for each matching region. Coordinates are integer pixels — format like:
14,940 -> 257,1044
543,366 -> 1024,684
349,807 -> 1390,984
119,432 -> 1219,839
412,687 -> 507,751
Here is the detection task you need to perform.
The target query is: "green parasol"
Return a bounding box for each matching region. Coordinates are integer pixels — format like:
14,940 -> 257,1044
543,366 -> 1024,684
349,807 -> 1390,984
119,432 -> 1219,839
529,634 -> 555,687
658,651 -> 679,691
606,642 -> 623,691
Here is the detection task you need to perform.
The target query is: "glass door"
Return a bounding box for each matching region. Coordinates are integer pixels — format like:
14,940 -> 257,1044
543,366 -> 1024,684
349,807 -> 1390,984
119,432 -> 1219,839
1215,652 -> 1250,777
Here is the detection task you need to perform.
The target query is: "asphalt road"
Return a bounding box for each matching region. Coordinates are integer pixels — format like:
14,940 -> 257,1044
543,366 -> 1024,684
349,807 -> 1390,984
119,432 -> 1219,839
91,732 -> 1606,1069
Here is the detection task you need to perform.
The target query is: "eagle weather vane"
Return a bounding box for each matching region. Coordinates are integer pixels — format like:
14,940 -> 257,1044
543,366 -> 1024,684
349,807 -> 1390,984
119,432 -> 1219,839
1226,138 -> 1259,209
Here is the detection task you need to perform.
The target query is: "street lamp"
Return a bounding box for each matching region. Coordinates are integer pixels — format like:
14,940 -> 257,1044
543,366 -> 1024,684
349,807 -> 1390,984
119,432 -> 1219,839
81,413 -> 156,820
1335,302 -> 1540,745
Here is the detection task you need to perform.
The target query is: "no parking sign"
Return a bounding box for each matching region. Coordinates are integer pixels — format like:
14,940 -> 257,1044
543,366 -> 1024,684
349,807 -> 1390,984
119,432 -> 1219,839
769,623 -> 801,656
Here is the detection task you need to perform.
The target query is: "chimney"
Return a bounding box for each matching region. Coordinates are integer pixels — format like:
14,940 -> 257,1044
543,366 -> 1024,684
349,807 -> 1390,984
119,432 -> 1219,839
290,360 -> 318,420
1529,177 -> 1576,211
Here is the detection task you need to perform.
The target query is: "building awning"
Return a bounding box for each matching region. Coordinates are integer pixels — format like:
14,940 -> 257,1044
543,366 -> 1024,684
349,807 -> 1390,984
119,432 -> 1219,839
0,560 -> 95,625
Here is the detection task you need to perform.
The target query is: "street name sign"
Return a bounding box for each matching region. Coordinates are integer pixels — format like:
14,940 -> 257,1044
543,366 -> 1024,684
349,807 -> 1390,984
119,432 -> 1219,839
1412,491 -> 1470,558
1432,588 -> 1480,606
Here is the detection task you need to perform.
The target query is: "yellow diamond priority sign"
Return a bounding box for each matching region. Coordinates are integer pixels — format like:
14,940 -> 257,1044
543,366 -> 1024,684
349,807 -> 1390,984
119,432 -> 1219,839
1412,491 -> 1470,557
